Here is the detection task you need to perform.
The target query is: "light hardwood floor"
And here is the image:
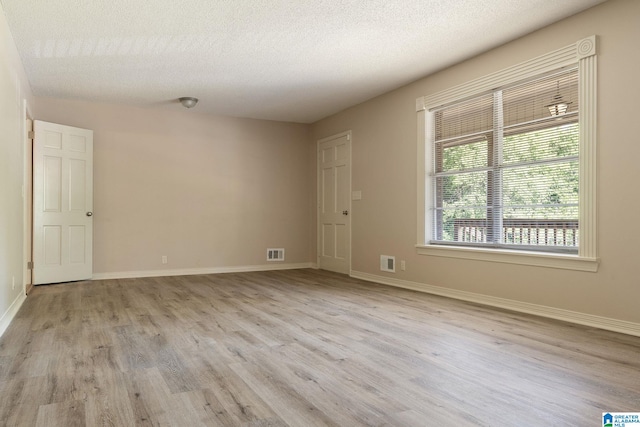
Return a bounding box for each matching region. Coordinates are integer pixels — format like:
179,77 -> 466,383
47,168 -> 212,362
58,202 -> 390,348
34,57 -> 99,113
0,269 -> 639,426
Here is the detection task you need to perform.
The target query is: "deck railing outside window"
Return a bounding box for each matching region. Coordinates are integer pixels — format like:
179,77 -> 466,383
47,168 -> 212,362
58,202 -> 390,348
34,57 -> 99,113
453,218 -> 579,247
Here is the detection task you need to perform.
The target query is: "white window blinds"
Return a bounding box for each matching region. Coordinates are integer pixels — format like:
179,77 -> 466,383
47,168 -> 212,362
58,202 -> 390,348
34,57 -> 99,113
431,69 -> 579,252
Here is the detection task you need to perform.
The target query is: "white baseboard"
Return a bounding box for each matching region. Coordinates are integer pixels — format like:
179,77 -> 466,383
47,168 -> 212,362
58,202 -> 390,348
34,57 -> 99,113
350,270 -> 640,337
92,262 -> 316,281
0,291 -> 27,338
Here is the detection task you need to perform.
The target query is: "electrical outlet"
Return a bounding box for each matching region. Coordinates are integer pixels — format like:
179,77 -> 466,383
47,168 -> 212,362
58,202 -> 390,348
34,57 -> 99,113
162,255 -> 168,264
400,260 -> 406,271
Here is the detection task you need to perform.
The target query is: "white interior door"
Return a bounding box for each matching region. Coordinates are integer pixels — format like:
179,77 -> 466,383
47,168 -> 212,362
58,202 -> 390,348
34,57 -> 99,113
33,120 -> 93,284
318,131 -> 351,274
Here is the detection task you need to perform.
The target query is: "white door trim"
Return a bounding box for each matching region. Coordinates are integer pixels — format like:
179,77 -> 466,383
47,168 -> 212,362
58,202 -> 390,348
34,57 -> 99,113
316,130 -> 352,274
22,99 -> 33,294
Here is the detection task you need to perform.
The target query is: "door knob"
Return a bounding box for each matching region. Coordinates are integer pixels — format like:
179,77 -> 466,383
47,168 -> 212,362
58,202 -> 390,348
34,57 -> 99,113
342,210 -> 349,216
86,212 -> 93,217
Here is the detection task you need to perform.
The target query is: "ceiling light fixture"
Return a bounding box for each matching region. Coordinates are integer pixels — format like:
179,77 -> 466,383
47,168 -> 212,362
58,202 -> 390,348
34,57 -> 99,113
179,97 -> 198,108
545,82 -> 572,117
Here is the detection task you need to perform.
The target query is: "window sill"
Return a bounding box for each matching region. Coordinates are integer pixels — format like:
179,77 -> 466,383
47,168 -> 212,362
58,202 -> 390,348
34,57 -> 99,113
415,244 -> 598,272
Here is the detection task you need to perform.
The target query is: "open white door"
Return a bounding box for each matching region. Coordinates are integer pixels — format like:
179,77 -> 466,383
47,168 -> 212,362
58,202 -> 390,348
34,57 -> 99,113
317,131 -> 351,274
33,120 -> 93,284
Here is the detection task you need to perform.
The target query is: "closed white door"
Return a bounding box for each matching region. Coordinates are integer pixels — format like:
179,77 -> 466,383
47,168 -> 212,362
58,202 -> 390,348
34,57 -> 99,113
318,132 -> 351,274
33,121 -> 93,284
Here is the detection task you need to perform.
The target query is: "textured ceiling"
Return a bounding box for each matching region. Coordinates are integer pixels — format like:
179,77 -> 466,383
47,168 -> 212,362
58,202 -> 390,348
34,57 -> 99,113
1,0 -> 605,123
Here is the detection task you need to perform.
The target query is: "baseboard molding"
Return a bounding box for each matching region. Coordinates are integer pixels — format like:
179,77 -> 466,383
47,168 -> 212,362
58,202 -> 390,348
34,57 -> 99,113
350,270 -> 640,337
92,262 -> 316,281
0,291 -> 27,338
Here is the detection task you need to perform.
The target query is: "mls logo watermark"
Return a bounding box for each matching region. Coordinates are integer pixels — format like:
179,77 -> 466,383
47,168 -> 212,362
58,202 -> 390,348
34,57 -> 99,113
603,413 -> 640,427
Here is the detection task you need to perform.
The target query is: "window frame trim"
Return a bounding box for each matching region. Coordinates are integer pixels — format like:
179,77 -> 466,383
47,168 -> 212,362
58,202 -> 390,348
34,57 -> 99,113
416,36 -> 598,272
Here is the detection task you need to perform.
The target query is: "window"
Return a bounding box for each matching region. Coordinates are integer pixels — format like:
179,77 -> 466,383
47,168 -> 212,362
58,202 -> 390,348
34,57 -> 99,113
416,36 -> 598,271
433,70 -> 579,252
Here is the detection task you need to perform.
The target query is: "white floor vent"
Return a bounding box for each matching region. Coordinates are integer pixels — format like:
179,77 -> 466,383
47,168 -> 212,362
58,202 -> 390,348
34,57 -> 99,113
267,248 -> 285,261
380,255 -> 395,272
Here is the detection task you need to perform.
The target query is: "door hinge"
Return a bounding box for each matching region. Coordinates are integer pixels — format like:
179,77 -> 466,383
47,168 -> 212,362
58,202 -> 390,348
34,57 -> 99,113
27,261 -> 33,270
28,130 -> 34,139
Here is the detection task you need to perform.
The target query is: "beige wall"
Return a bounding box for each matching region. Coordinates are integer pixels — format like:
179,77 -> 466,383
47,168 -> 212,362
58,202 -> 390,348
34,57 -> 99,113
0,4 -> 33,328
35,98 -> 314,275
311,0 -> 640,324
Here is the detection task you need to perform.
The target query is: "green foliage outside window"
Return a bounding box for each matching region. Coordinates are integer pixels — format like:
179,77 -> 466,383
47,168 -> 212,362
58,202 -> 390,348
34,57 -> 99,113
439,123 -> 579,244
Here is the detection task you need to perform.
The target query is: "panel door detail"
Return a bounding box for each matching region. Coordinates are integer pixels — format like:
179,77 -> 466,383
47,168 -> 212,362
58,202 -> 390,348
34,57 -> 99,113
318,132 -> 351,274
33,120 -> 93,284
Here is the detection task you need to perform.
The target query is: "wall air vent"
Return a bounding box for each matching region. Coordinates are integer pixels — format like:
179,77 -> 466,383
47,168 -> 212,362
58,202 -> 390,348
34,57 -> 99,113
380,255 -> 395,272
267,248 -> 285,261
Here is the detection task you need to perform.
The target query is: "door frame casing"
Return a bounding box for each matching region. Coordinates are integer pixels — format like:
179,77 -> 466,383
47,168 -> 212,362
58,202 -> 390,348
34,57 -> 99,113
316,130 -> 352,274
22,100 -> 33,294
